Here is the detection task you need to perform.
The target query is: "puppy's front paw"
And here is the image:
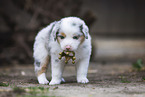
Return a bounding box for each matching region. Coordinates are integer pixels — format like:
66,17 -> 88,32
37,73 -> 49,84
61,78 -> 65,82
77,77 -> 89,84
49,79 -> 61,85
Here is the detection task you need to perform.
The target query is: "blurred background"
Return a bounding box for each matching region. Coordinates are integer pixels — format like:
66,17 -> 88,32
0,0 -> 145,66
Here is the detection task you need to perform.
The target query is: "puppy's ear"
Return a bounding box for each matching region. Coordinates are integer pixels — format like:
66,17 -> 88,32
80,24 -> 89,39
51,21 -> 60,41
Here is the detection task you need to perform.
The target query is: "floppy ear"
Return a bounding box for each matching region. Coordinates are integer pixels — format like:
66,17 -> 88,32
50,21 -> 60,41
80,24 -> 89,39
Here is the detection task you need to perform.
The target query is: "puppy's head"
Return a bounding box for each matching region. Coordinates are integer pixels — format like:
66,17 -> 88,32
52,17 -> 89,51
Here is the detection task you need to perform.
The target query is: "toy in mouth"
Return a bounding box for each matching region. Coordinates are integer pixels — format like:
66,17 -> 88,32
58,50 -> 76,64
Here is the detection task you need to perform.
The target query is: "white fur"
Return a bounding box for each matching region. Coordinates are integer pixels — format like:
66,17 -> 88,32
37,73 -> 49,84
33,17 -> 92,85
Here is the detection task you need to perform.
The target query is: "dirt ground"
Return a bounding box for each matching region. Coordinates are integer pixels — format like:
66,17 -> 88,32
0,62 -> 145,97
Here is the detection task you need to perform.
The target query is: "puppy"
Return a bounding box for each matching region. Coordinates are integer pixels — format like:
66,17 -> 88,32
33,17 -> 92,85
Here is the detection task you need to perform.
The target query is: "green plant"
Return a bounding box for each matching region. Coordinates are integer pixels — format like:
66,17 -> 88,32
0,82 -> 9,87
142,77 -> 145,81
14,86 -> 50,97
22,95 -> 57,97
25,86 -> 50,95
120,76 -> 131,83
13,87 -> 26,94
133,59 -> 144,70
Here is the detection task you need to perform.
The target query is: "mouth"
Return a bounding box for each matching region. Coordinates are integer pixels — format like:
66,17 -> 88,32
63,47 -> 74,52
63,50 -> 74,56
65,49 -> 73,52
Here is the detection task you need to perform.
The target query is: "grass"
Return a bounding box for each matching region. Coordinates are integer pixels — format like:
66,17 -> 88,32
132,59 -> 144,71
22,95 -> 58,97
0,82 -> 9,87
0,83 -> 53,97
12,86 -> 51,97
120,76 -> 131,83
25,86 -> 49,95
13,87 -> 26,94
142,77 -> 145,81
21,94 -> 56,97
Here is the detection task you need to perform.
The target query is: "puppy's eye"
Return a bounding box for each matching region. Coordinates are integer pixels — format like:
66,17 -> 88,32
73,36 -> 79,40
58,35 -> 65,39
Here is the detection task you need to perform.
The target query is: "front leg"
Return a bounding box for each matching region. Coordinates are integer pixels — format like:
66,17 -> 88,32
76,57 -> 90,83
49,57 -> 64,85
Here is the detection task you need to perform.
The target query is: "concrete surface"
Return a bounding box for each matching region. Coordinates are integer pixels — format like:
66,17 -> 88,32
0,62 -> 145,97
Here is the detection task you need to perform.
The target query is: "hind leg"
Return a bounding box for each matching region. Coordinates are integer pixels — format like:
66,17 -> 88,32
34,56 -> 49,84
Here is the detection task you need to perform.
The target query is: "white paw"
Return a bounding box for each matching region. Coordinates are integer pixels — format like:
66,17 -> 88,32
61,78 -> 65,82
37,73 -> 49,84
77,77 -> 89,84
49,79 -> 61,85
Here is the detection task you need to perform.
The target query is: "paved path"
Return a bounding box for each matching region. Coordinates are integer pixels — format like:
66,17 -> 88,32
0,62 -> 145,97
